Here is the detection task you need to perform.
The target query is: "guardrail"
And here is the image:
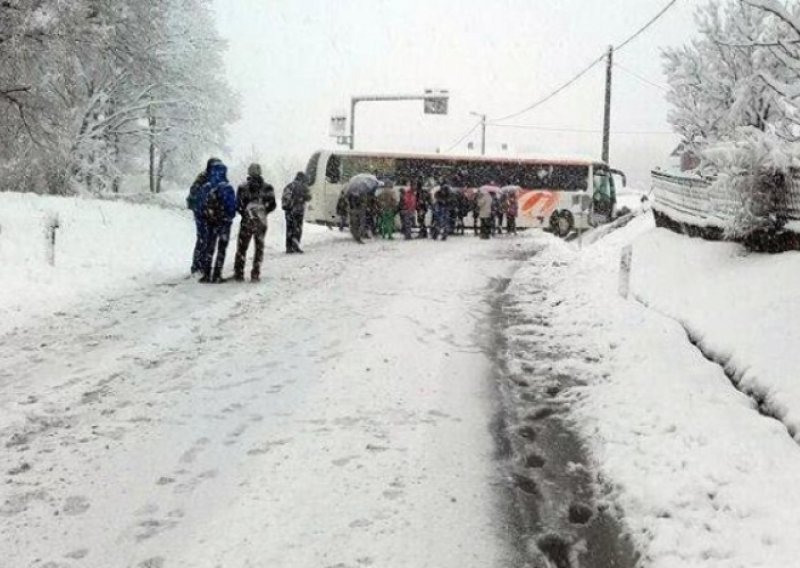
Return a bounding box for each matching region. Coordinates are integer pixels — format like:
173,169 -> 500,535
651,169 -> 800,250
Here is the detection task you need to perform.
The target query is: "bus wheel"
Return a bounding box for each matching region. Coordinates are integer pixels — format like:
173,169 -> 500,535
552,211 -> 574,238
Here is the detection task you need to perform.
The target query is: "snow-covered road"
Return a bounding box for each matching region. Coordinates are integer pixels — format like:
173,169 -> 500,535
0,234 -> 524,568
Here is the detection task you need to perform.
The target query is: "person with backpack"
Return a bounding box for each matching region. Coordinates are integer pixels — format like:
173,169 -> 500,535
233,163 -> 276,282
186,157 -> 220,275
282,172 -> 311,254
198,160 -> 237,283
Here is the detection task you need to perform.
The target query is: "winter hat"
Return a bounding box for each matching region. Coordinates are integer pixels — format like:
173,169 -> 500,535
248,163 -> 262,178
206,157 -> 222,173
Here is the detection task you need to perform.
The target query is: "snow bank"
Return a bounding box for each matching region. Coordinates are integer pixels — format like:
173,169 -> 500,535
0,191 -> 196,332
632,228 -> 800,439
507,214 -> 800,567
0,191 -> 341,334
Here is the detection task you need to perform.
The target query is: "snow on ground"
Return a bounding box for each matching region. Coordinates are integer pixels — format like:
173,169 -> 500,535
6,189 -> 800,567
631,228 -> 800,439
616,188 -> 651,215
505,213 -> 800,567
0,193 -> 525,568
0,191 -> 341,335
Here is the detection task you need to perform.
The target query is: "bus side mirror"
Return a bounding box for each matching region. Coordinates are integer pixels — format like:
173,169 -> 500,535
610,168 -> 627,188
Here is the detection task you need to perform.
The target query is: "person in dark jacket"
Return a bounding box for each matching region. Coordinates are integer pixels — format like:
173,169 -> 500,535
336,189 -> 348,231
186,157 -> 221,274
282,172 -> 311,253
414,179 -> 431,239
233,163 -> 276,282
198,161 -> 237,283
430,184 -> 451,241
454,189 -> 470,236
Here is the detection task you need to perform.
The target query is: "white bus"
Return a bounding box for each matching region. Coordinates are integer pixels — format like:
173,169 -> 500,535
303,150 -> 626,236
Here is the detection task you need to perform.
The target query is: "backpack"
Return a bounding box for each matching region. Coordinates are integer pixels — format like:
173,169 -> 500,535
202,184 -> 226,225
282,184 -> 294,211
245,201 -> 268,229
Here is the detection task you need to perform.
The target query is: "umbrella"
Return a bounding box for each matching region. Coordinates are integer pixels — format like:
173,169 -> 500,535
478,184 -> 500,194
346,173 -> 382,196
500,185 -> 521,195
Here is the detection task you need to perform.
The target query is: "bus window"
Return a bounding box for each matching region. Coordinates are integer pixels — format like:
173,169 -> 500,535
518,164 -> 587,191
326,154 -> 342,183
305,152 -> 321,186
341,156 -> 396,180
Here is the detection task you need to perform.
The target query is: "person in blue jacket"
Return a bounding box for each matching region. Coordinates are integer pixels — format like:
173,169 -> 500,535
186,158 -> 221,274
198,161 -> 237,283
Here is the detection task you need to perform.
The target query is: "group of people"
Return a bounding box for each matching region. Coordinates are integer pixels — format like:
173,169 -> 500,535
186,158 -> 310,283
337,178 -> 520,243
186,160 -> 521,283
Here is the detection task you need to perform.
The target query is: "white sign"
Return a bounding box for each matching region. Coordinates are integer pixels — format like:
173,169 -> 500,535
329,114 -> 347,137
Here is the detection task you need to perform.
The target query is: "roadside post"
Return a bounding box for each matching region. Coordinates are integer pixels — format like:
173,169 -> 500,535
45,212 -> 60,267
618,244 -> 632,299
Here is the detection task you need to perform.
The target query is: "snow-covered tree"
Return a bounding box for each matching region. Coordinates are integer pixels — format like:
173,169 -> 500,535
662,0 -> 800,237
663,1 -> 797,152
0,0 -> 238,195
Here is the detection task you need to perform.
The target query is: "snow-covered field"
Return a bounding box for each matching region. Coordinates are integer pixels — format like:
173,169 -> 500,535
0,191 -> 337,335
504,213 -> 800,567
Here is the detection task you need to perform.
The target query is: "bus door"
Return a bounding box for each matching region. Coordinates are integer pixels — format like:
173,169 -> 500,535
591,168 -> 615,225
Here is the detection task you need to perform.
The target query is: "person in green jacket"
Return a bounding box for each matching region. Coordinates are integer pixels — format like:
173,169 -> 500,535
376,186 -> 398,239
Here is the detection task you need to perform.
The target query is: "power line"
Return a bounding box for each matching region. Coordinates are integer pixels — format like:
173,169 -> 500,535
488,55 -> 606,124
614,0 -> 679,53
490,123 -> 674,135
614,62 -> 669,91
444,120 -> 482,153
486,0 -> 679,124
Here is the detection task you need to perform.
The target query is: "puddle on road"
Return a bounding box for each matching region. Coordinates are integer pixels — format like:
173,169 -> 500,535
485,263 -> 640,568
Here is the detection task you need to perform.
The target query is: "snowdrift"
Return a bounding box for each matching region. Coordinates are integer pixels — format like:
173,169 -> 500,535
631,227 -> 800,439
0,191 -> 196,334
506,212 -> 800,567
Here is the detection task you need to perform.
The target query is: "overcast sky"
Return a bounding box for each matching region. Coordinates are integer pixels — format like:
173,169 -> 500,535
210,0 -> 699,188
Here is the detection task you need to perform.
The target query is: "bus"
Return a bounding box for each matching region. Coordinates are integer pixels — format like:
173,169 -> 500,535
303,150 -> 626,236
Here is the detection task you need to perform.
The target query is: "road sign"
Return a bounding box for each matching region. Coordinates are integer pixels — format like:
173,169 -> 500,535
424,96 -> 448,115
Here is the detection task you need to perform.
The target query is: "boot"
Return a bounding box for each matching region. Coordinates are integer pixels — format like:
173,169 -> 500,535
211,268 -> 223,283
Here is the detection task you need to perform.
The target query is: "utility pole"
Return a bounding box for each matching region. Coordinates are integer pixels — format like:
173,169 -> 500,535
602,45 -> 613,164
480,114 -> 486,156
470,112 -> 487,155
